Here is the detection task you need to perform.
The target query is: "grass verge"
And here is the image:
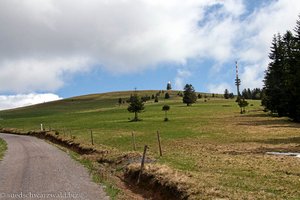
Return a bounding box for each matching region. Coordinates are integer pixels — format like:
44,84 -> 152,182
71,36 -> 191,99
0,138 -> 7,160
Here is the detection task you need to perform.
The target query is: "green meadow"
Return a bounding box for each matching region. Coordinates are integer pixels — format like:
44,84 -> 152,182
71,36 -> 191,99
0,90 -> 299,199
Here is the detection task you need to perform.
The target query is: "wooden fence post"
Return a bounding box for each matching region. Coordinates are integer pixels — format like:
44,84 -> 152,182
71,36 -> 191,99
90,130 -> 94,145
157,131 -> 162,156
132,131 -> 136,151
137,145 -> 148,184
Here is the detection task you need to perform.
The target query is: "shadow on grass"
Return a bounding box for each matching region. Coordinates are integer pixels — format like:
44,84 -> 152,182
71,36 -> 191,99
240,113 -> 268,118
237,115 -> 300,128
238,119 -> 299,127
251,137 -> 300,145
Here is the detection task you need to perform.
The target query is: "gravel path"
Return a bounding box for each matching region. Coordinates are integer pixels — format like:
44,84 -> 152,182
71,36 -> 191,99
0,133 -> 109,200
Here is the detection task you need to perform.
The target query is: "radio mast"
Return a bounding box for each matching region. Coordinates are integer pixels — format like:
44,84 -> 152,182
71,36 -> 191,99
235,61 -> 241,97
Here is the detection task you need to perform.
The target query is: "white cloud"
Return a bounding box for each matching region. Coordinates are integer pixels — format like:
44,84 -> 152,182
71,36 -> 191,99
208,82 -> 232,94
174,69 -> 192,90
0,57 -> 91,93
0,93 -> 62,111
240,61 -> 268,90
0,0 -> 244,93
236,0 -> 300,89
0,0 -> 300,94
221,0 -> 245,17
206,0 -> 300,92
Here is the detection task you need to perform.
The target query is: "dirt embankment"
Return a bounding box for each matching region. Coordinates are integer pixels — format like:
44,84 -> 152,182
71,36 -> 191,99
0,128 -> 193,200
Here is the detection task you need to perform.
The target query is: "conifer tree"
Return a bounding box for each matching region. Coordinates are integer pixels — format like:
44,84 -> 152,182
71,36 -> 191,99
183,84 -> 197,106
162,105 -> 170,121
289,18 -> 300,121
165,92 -> 170,99
127,94 -> 145,121
224,89 -> 229,99
263,16 -> 300,121
263,34 -> 287,116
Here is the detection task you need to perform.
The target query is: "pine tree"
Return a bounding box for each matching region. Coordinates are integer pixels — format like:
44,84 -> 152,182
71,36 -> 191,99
238,98 -> 249,114
242,89 -> 248,99
224,89 -> 229,99
127,94 -> 145,121
247,88 -> 252,99
162,105 -> 170,121
183,84 -> 197,106
289,18 -> 300,121
165,92 -> 170,99
118,98 -> 122,106
263,34 -> 288,116
263,16 -> 300,121
241,88 -> 262,100
251,88 -> 262,100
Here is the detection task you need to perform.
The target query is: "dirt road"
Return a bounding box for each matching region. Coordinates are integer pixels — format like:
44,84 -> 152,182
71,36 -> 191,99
0,133 -> 109,200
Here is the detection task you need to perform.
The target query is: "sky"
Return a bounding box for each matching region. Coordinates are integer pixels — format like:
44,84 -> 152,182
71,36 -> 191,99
0,0 -> 300,110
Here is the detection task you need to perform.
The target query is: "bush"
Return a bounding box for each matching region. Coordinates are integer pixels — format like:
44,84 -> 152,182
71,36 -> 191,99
162,105 -> 170,121
165,92 -> 170,99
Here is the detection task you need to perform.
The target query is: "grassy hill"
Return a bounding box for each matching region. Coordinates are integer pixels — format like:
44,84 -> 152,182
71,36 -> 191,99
0,90 -> 299,199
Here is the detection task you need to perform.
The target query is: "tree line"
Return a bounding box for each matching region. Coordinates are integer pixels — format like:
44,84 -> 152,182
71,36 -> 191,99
126,84 -> 198,121
241,88 -> 263,100
223,88 -> 263,100
262,16 -> 300,122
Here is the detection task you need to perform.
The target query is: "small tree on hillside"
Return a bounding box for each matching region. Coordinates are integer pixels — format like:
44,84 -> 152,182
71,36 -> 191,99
162,104 -> 170,121
183,84 -> 197,106
127,94 -> 145,121
141,95 -> 150,102
224,89 -> 230,99
154,95 -> 159,103
165,92 -> 170,99
238,98 -> 249,114
118,98 -> 122,106
198,93 -> 202,99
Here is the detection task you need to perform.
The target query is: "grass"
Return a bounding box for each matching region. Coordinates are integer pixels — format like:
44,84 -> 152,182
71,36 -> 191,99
0,90 -> 300,199
0,138 -> 7,160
